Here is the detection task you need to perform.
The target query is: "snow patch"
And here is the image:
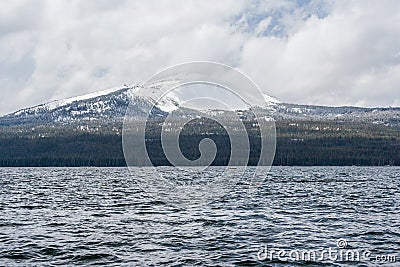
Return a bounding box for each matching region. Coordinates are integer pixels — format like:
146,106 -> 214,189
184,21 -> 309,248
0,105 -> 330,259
13,86 -> 130,116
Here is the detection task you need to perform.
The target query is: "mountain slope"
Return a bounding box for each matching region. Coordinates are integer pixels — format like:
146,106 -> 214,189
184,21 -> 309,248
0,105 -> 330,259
0,83 -> 399,128
0,84 -> 399,166
0,86 -> 146,126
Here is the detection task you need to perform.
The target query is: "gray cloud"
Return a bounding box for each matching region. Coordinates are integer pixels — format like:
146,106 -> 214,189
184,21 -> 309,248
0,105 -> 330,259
0,0 -> 399,115
240,0 -> 400,107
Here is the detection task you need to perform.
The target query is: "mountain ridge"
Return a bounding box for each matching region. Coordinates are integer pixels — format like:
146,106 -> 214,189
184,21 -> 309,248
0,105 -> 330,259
1,83 -> 399,127
0,84 -> 399,167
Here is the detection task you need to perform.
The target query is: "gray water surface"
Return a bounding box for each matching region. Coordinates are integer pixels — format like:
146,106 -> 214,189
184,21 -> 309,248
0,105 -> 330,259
0,167 -> 399,266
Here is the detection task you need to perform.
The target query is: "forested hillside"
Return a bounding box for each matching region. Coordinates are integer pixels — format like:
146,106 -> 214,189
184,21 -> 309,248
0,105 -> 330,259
0,120 -> 398,166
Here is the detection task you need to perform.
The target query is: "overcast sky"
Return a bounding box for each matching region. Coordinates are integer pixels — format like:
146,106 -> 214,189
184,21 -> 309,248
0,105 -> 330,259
1,0 -> 399,115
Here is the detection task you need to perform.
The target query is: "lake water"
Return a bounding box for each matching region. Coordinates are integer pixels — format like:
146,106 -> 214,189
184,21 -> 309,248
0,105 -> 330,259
0,167 -> 398,266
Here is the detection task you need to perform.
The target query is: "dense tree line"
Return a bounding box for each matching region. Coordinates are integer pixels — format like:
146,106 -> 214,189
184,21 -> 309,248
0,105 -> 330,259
0,132 -> 398,166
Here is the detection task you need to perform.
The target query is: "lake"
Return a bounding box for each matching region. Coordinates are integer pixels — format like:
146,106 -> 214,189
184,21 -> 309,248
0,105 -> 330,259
0,167 -> 398,266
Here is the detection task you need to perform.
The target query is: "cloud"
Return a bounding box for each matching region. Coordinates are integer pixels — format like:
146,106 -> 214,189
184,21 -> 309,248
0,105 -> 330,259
240,0 -> 400,106
0,0 -> 399,115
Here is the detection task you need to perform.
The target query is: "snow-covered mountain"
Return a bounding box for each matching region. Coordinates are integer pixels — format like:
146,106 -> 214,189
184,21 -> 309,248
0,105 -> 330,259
0,83 -> 399,127
0,86 -> 139,126
0,81 -> 281,126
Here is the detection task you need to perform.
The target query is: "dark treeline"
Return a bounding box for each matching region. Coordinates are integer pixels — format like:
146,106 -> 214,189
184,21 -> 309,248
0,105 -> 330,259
0,132 -> 399,166
0,135 -> 125,167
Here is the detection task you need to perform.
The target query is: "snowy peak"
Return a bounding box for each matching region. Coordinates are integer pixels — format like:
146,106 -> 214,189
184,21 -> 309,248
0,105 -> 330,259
136,77 -> 281,112
12,86 -> 133,116
1,82 -> 399,127
262,93 -> 281,104
0,85 -> 148,126
136,78 -> 185,112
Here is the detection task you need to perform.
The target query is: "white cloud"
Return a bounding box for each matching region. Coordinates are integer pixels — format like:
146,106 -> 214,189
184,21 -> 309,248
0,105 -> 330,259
0,0 -> 399,115
240,0 -> 400,107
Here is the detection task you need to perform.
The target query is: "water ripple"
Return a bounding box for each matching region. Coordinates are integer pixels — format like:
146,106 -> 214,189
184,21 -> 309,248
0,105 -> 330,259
0,167 -> 398,266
